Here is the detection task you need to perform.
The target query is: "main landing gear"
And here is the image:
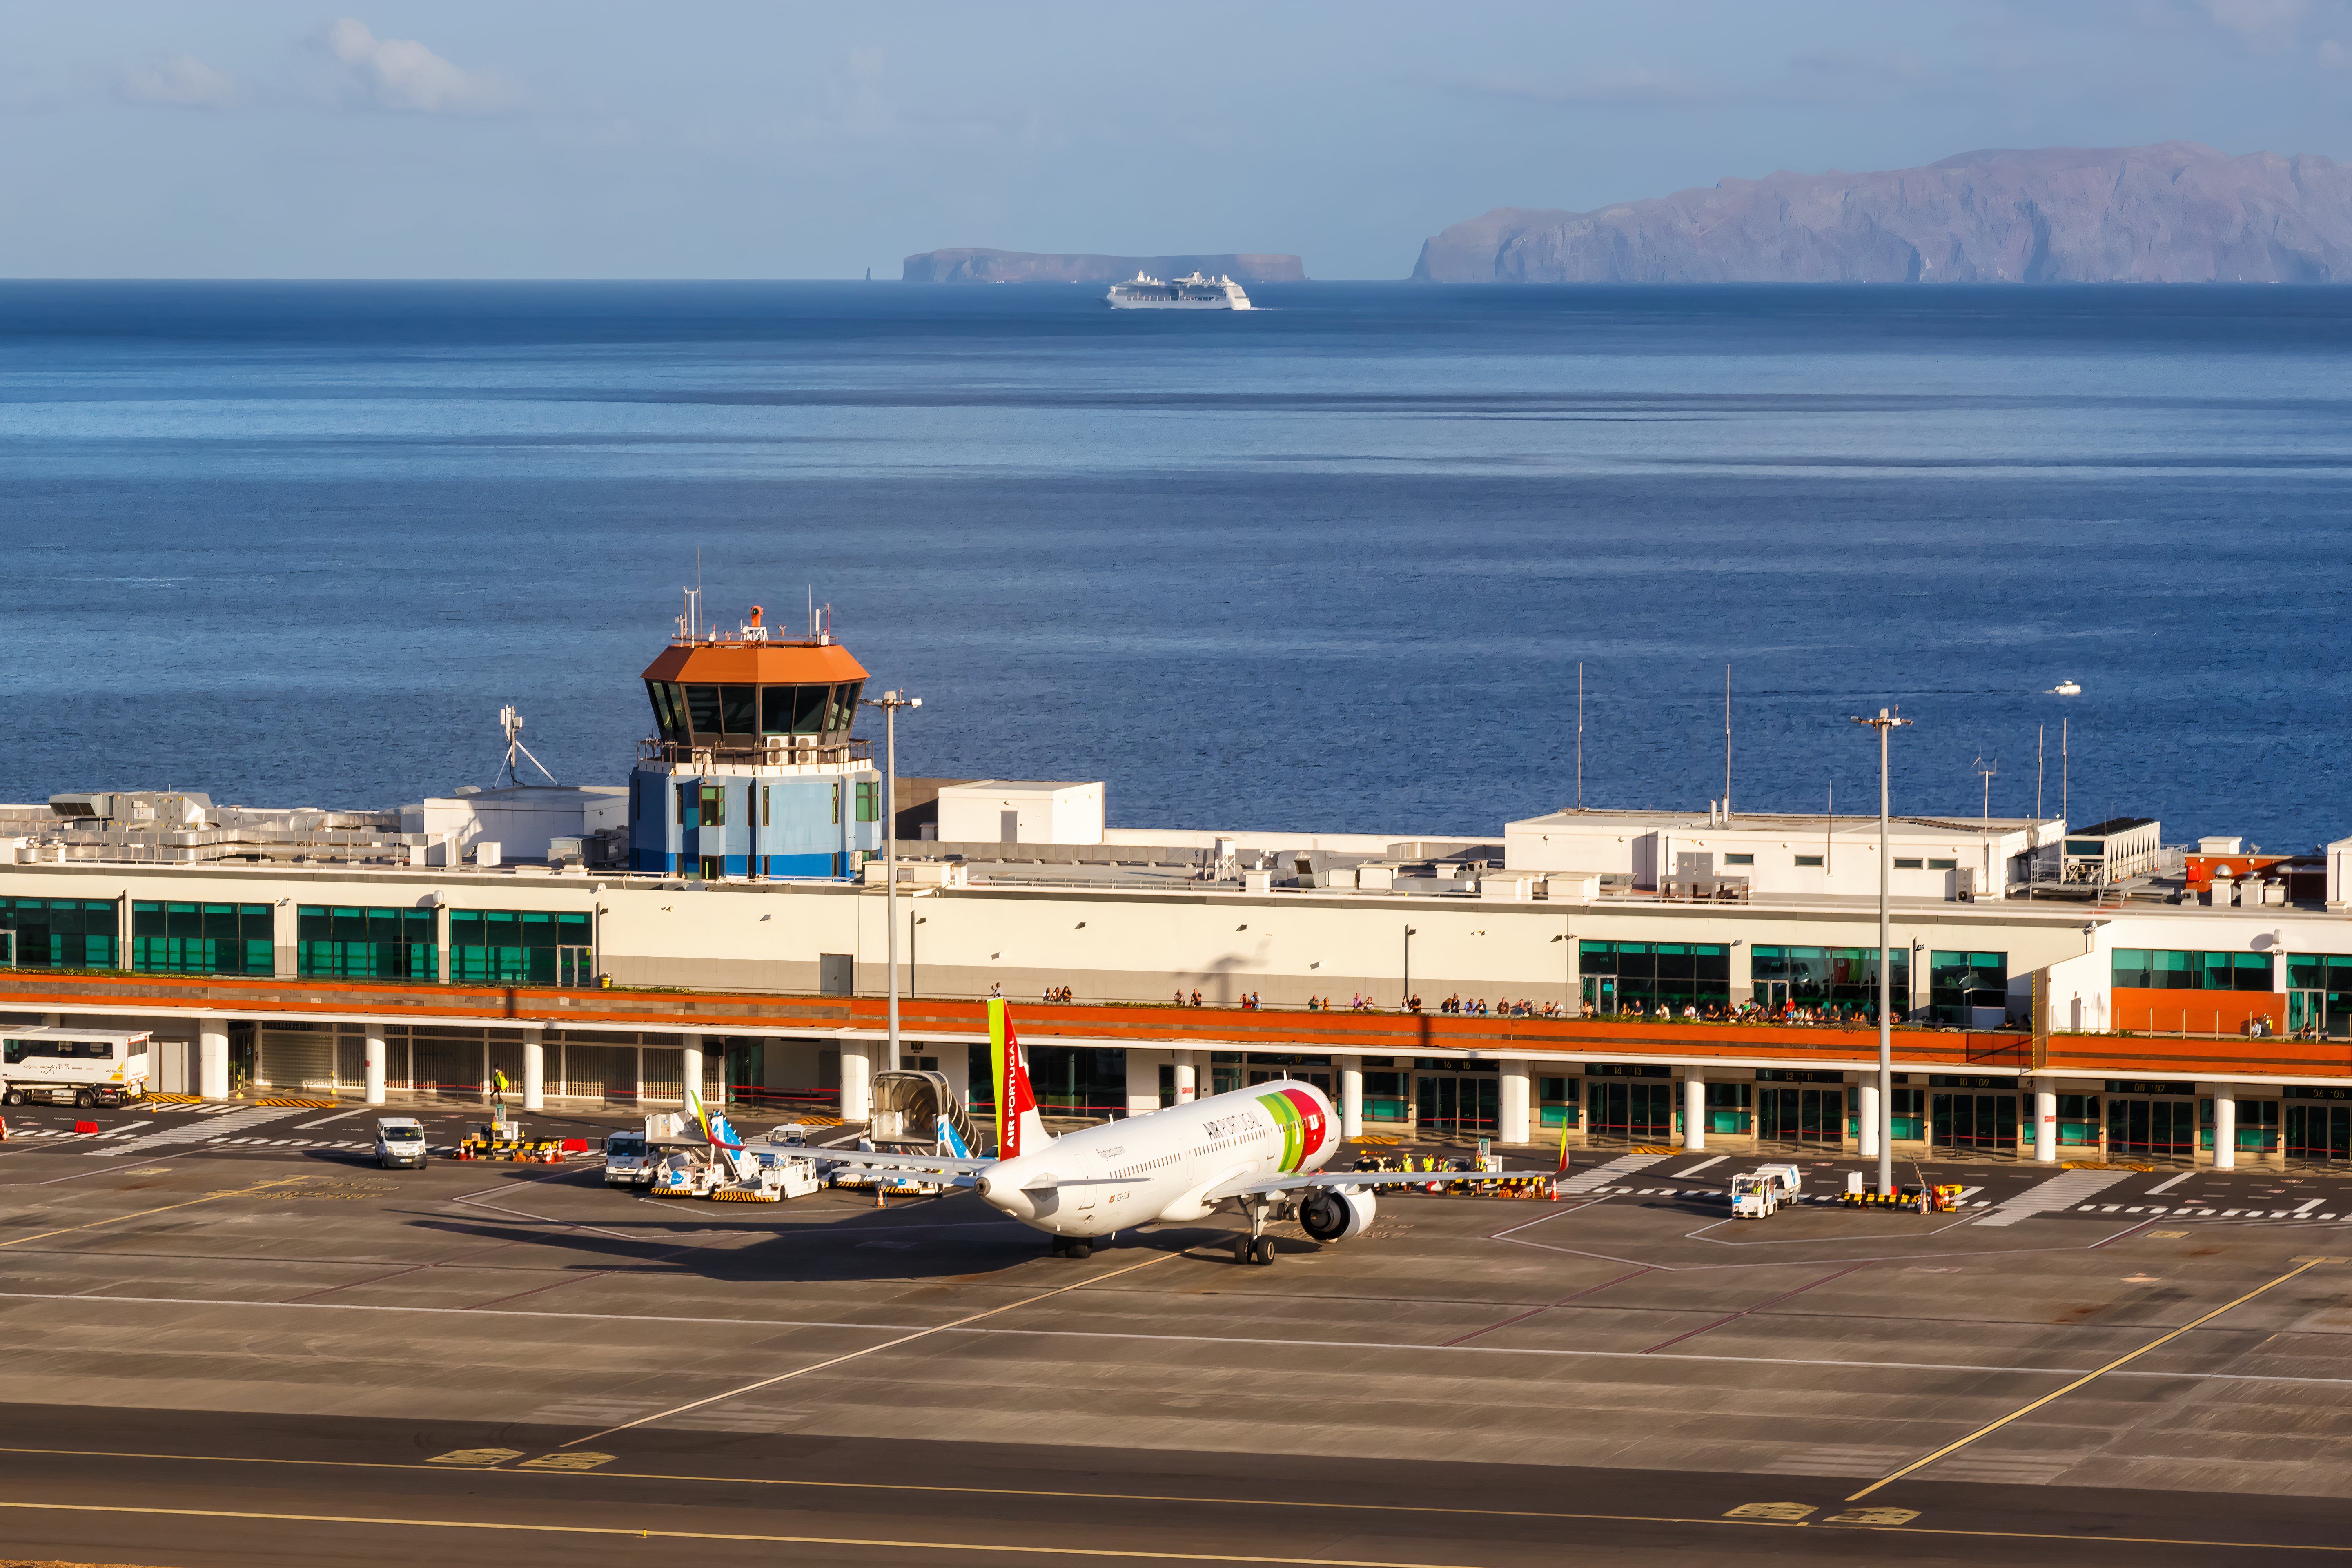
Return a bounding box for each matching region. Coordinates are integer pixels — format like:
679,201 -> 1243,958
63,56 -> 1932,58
1230,1198 -> 1277,1266
1050,1236 -> 1093,1260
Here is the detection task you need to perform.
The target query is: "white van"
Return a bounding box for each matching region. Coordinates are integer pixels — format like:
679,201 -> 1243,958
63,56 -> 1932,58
1,1029 -> 151,1109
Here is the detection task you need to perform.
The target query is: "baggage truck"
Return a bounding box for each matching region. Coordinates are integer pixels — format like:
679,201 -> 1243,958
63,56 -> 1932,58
0,1029 -> 151,1108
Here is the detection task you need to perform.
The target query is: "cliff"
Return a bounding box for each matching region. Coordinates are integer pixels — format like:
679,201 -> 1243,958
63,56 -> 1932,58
1412,143 -> 2352,283
903,249 -> 1306,284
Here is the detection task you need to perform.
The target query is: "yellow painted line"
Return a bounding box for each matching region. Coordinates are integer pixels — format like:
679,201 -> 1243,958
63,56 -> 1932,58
0,1176 -> 304,1250
0,1494 -> 2344,1559
561,1249 -> 1183,1446
1847,1257 -> 2329,1502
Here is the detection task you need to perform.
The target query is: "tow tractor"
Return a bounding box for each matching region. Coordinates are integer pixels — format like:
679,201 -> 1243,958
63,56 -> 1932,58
1729,1163 -> 1803,1219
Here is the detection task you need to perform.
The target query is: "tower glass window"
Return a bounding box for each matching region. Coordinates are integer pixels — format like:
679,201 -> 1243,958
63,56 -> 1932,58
719,685 -> 757,737
684,685 -> 724,736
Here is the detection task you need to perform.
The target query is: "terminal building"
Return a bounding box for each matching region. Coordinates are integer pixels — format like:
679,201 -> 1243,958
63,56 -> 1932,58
4,613 -> 2352,1172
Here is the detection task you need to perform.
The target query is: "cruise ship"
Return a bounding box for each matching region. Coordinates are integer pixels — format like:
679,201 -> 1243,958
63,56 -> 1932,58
1105,271 -> 1254,310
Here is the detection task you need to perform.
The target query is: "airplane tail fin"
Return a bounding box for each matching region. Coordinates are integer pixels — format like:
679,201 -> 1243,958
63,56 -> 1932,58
989,999 -> 1051,1158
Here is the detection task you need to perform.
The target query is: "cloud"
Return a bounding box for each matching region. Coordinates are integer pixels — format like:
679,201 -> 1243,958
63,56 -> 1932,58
315,19 -> 521,114
115,54 -> 241,110
2197,0 -> 2310,47
2321,35 -> 2352,65
1467,66 -> 1722,107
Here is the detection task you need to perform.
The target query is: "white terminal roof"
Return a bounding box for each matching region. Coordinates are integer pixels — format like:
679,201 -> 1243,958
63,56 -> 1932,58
1508,807 -> 2055,842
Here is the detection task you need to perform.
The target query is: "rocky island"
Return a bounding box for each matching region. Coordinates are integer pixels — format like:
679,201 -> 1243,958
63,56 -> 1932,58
1412,142 -> 2352,284
903,249 -> 1306,284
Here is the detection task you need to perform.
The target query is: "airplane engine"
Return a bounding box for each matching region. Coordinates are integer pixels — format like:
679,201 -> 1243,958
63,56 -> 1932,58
1297,1188 -> 1376,1242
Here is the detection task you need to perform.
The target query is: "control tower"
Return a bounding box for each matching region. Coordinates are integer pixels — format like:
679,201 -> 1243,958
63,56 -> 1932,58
628,602 -> 883,878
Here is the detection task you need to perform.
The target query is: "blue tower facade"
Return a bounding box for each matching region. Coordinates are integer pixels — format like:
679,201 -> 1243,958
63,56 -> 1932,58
626,621 -> 882,879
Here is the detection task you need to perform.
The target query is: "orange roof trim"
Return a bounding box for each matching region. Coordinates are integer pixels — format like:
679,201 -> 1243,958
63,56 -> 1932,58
641,643 -> 869,684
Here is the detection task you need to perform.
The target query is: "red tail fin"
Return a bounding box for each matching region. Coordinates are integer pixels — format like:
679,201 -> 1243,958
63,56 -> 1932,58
988,999 -> 1048,1158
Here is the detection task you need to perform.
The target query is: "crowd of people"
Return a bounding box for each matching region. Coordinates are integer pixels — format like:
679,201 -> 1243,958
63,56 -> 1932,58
1123,989 -> 1901,1022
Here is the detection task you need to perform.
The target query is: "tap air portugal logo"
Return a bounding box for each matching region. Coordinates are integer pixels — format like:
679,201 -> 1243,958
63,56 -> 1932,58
989,998 -> 1038,1157
1255,1087 -> 1328,1172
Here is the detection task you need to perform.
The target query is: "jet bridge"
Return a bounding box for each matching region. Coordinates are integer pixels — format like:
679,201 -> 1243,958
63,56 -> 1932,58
871,1069 -> 984,1156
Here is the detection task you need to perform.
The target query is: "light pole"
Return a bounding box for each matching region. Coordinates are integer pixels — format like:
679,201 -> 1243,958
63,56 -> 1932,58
1402,926 -> 1417,1011
862,688 -> 922,1073
1849,706 -> 1912,1197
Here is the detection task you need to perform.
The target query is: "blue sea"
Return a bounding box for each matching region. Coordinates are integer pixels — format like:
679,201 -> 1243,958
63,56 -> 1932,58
1,281 -> 2347,851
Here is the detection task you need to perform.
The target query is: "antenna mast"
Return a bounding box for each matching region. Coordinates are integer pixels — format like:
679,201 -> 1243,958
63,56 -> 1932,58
1973,753 -> 1998,820
492,705 -> 558,789
2061,717 -> 2069,826
1722,664 -> 1732,822
1575,662 -> 1584,810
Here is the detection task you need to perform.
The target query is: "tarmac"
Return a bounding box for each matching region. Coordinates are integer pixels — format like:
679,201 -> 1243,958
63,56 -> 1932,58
2,1097 -> 2350,1566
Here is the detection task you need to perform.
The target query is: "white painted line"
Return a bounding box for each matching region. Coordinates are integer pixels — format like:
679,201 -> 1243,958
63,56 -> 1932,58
1957,1187 -> 1983,1200
296,1109 -> 371,1129
2126,1207 -> 2145,1214
1670,1156 -> 1726,1178
2146,1172 -> 2189,1195
95,1122 -> 154,1138
2294,1199 -> 2323,1216
0,1287 -> 2348,1392
2225,1209 -> 2246,1216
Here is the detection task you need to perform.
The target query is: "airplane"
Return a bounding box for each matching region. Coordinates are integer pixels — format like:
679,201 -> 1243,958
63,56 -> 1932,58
813,1000 -> 1561,1265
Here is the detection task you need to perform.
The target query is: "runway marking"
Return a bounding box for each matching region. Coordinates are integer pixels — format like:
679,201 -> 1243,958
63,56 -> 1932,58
1,1285 -> 2345,1389
0,1175 -> 303,1250
1669,1156 -> 1726,1178
297,1109 -> 373,1128
1640,1261 -> 1877,1354
0,1492 -> 2348,1560
558,1248 -> 1183,1446
1846,1256 -> 2330,1502
2146,1173 -> 2189,1196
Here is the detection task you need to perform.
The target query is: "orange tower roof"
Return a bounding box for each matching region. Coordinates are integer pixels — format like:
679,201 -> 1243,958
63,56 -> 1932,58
641,641 -> 869,684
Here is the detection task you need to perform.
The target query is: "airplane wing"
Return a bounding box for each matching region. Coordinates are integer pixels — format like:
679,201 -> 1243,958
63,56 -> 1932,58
1205,1168 -> 1555,1202
808,1147 -> 995,1178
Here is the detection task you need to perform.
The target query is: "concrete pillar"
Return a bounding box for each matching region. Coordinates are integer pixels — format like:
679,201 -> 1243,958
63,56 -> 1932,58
365,1026 -> 386,1107
1340,1062 -> 1363,1140
1857,1080 -> 1881,1158
1681,1068 -> 1705,1153
198,1020 -> 229,1100
840,1040 -> 872,1122
1499,1059 -> 1530,1145
2213,1084 -> 2236,1171
1172,1053 -> 1197,1104
40,1013 -> 61,1027
679,1033 -> 702,1110
523,1027 -> 546,1113
2034,1086 -> 2056,1163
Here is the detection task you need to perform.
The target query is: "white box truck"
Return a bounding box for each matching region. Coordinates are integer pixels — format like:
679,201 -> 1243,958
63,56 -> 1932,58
1,1029 -> 151,1108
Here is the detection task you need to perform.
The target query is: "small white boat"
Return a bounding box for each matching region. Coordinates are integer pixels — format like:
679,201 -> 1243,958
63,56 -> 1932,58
2048,679 -> 2082,696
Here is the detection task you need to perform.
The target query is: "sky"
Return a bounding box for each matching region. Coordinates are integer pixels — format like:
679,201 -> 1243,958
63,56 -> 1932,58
8,0 -> 2352,279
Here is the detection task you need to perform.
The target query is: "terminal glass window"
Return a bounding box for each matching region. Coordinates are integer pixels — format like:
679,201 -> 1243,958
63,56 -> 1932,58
2111,949 -> 2275,991
1537,1075 -> 1578,1128
2202,1096 -> 2280,1152
1890,1087 -> 1924,1141
2287,954 -> 2352,1038
450,910 -> 593,985
1704,1081 -> 1751,1135
0,898 -> 118,970
132,902 -> 272,975
1579,940 -> 1729,1014
1025,1045 -> 1128,1119
1750,946 -> 1909,1019
2055,1093 -> 2099,1146
1928,951 -> 2008,1025
296,906 -> 436,980
1365,1070 -> 1410,1122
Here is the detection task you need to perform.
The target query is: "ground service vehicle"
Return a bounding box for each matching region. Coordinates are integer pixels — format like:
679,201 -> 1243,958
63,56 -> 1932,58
605,1112 -> 682,1188
1731,1163 -> 1803,1218
374,1117 -> 428,1169
0,1029 -> 151,1108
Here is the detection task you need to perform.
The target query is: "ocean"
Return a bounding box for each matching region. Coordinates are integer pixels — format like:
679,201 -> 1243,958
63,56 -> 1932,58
1,280 -> 2346,852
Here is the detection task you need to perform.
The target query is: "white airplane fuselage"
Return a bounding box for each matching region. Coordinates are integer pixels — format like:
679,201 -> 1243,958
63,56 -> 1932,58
974,1078 -> 1338,1239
